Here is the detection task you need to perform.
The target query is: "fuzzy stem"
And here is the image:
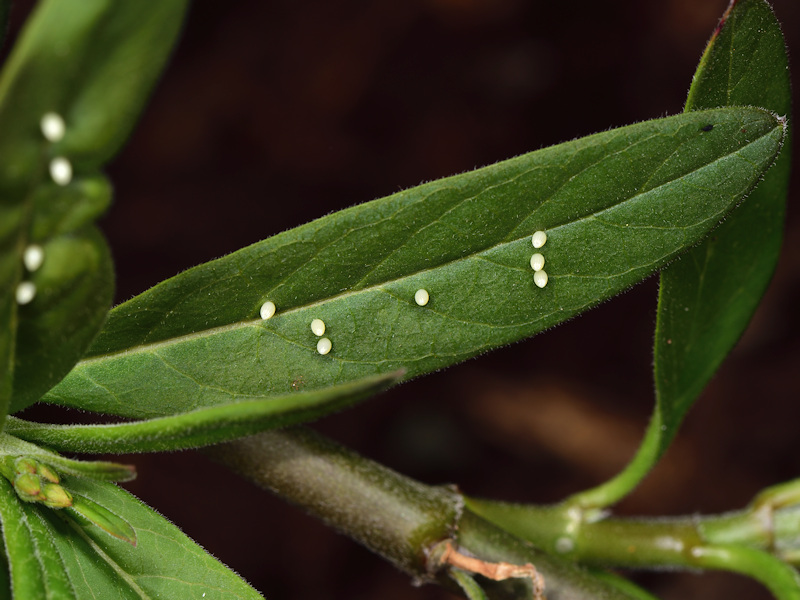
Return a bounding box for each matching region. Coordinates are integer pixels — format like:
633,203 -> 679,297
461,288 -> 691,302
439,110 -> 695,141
206,428 -> 644,600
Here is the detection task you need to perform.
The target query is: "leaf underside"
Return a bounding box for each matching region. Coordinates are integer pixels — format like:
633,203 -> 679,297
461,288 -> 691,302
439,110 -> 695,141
41,107 -> 784,423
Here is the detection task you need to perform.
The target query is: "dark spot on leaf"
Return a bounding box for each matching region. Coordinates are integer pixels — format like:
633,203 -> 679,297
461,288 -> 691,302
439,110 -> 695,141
701,124 -> 714,132
741,128 -> 747,133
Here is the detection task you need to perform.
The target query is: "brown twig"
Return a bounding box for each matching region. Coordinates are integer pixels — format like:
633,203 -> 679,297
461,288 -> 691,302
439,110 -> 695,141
439,539 -> 545,599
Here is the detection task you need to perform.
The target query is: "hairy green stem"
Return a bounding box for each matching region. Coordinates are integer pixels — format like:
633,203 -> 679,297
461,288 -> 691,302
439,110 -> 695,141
205,428 -> 643,599
467,485 -> 800,589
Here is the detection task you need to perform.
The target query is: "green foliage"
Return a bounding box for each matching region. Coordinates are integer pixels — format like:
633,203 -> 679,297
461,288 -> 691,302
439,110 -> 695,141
565,0 -> 793,512
655,0 -> 791,451
0,0 -> 794,598
0,475 -> 261,599
43,108 -> 782,430
6,370 -> 403,453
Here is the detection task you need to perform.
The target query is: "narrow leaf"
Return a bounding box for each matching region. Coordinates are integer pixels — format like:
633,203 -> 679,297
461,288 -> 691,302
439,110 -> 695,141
0,432 -> 135,482
655,0 -> 792,452
450,568 -> 490,600
567,0 -> 793,510
68,493 -> 136,546
7,371 -> 403,454
42,108 -> 785,420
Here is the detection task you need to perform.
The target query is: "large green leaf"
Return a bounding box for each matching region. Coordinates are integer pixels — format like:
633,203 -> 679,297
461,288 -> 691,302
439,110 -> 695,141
0,0 -> 190,416
563,0 -> 792,510
6,371 -> 403,453
40,108 -> 785,423
0,475 -> 263,599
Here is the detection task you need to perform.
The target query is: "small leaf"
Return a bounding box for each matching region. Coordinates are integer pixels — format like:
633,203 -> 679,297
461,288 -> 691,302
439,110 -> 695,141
68,493 -> 136,545
450,568 -> 490,600
7,371 -> 404,453
42,108 -> 785,421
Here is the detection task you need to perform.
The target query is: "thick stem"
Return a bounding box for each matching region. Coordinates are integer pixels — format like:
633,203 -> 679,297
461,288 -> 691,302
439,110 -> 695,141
205,427 -> 461,579
206,428 -> 644,600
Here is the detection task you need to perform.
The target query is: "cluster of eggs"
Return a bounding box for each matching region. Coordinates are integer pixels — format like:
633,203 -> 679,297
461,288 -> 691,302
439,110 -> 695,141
257,230 -> 550,356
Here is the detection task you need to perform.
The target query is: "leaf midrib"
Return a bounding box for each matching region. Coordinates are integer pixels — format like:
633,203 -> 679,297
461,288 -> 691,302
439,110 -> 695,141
76,120 -> 779,368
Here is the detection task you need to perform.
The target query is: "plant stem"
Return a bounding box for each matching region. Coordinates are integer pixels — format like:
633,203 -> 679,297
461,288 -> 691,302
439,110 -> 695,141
206,428 -> 645,600
205,426 -> 461,579
466,491 -> 800,574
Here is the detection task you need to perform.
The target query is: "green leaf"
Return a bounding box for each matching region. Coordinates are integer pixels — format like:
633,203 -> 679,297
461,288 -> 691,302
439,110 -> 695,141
0,0 -> 190,416
0,476 -> 263,599
7,371 -> 403,454
656,0 -> 791,452
11,227 -> 113,412
566,0 -> 792,510
42,107 -> 785,420
450,568 -> 490,600
691,545 -> 800,600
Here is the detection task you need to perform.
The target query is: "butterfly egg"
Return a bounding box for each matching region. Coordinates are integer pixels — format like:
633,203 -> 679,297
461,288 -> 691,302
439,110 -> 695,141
531,230 -> 547,249
316,337 -> 332,355
15,281 -> 36,305
23,245 -> 45,272
49,157 -> 72,186
40,112 -> 65,142
259,300 -> 276,320
414,289 -> 429,306
533,270 -> 548,289
310,318 -> 326,336
530,253 -> 545,272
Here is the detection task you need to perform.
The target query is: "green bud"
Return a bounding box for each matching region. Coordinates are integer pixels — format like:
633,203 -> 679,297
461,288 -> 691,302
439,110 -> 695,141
41,483 -> 73,509
13,473 -> 42,501
14,457 -> 38,475
36,463 -> 60,484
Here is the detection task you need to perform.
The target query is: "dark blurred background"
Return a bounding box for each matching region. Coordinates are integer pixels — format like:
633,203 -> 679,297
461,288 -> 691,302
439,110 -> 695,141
5,1 -> 800,598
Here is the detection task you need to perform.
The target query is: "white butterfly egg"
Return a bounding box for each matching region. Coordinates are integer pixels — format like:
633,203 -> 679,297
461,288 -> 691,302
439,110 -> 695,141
531,230 -> 547,249
414,289 -> 429,306
15,281 -> 36,305
534,270 -> 548,289
259,301 -> 276,320
310,318 -> 326,336
317,337 -> 332,355
23,245 -> 45,272
530,253 -> 545,272
40,112 -> 65,143
49,157 -> 72,186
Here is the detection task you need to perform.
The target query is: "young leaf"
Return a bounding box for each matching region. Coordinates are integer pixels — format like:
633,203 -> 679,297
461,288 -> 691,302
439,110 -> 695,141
0,0 -> 190,418
6,371 -> 403,454
0,475 -> 263,599
450,568 -> 490,600
42,108 -> 785,420
567,0 -> 792,510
